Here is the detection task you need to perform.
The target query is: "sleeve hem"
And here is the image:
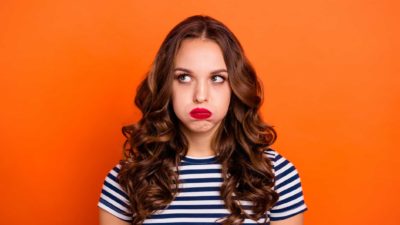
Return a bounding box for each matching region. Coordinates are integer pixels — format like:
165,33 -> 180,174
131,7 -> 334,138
270,207 -> 308,221
98,202 -> 133,222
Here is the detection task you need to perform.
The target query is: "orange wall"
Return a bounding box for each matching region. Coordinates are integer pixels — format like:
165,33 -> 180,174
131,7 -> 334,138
1,0 -> 399,224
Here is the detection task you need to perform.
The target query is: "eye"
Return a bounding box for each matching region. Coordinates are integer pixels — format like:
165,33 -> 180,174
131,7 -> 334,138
211,75 -> 226,83
175,73 -> 192,83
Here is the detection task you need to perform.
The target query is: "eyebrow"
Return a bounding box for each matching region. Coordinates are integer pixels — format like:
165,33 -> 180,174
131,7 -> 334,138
173,67 -> 228,74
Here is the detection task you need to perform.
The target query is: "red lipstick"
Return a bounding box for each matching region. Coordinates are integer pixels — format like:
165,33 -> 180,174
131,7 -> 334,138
190,108 -> 212,119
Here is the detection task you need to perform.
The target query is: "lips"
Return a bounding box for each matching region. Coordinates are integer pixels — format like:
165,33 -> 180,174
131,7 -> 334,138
190,108 -> 212,119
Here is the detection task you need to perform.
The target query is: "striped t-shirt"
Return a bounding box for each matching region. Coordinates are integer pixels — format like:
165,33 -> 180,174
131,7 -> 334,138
98,149 -> 307,224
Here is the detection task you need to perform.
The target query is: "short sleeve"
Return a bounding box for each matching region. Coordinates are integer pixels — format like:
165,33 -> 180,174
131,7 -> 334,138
267,149 -> 308,221
97,163 -> 133,222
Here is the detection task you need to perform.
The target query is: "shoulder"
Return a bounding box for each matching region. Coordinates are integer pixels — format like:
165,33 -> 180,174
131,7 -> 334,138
263,148 -> 277,162
107,163 -> 123,179
101,163 -> 125,190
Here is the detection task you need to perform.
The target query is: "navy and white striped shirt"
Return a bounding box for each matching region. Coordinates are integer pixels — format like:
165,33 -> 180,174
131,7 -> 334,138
98,149 -> 307,224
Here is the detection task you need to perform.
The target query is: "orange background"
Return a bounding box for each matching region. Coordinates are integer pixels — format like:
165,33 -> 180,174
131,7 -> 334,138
1,0 -> 399,224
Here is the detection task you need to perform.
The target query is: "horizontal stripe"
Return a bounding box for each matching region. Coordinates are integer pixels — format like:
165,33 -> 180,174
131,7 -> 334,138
168,200 -> 225,206
166,204 -> 227,209
178,186 -> 220,192
174,196 -> 223,201
179,178 -> 224,183
150,213 -> 228,219
176,191 -> 220,197
144,223 -> 222,225
178,164 -> 222,170
179,173 -> 222,179
142,217 -> 268,224
179,169 -> 222,175
178,182 -> 222,188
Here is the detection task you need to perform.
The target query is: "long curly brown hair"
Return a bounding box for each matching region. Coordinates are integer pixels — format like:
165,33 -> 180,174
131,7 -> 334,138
118,15 -> 279,224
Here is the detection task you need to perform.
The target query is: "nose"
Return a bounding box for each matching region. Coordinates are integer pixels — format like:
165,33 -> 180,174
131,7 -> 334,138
194,80 -> 208,103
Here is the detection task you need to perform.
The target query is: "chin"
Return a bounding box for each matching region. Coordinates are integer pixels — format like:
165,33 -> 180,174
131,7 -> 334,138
185,122 -> 216,133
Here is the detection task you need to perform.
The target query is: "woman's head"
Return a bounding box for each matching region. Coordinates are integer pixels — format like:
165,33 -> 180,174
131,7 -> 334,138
135,15 -> 265,146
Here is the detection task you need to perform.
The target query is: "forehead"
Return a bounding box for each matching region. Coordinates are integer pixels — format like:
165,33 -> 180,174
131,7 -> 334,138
174,38 -> 227,71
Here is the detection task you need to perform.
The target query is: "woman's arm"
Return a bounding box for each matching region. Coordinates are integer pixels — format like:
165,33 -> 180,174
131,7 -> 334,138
99,208 -> 131,225
270,213 -> 304,225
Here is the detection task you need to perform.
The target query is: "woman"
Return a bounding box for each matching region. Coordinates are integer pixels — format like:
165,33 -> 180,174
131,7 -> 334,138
98,15 -> 307,225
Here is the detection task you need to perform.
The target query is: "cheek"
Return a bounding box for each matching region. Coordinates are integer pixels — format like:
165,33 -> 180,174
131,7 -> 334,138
171,89 -> 189,117
216,87 -> 231,106
224,90 -> 232,105
171,85 -> 180,106
171,94 -> 180,113
212,88 -> 231,116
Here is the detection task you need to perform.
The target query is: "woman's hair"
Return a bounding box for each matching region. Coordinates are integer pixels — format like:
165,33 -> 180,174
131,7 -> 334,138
118,15 -> 279,225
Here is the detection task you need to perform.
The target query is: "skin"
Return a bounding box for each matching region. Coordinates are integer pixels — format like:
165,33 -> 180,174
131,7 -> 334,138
171,38 -> 231,157
99,37 -> 304,224
270,213 -> 304,225
99,209 -> 130,225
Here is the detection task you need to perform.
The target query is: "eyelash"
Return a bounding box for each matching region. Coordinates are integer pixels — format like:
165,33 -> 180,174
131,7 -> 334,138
175,73 -> 191,82
175,73 -> 226,83
211,75 -> 226,83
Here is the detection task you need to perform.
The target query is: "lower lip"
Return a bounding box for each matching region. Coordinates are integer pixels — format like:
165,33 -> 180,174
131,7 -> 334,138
190,111 -> 212,119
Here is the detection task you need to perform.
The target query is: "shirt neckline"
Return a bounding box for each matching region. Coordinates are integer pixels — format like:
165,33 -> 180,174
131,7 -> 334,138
182,154 -> 218,164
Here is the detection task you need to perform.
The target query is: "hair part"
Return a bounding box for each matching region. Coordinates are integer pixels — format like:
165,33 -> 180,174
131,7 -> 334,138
118,15 -> 279,225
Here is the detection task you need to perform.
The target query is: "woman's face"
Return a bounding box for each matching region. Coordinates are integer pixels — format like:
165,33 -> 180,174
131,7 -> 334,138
171,38 -> 231,136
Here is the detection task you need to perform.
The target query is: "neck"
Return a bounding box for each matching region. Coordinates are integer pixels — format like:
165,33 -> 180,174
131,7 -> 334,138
180,125 -> 219,157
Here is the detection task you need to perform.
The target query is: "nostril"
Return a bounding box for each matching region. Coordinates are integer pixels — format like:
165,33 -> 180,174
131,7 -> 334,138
194,96 -> 207,103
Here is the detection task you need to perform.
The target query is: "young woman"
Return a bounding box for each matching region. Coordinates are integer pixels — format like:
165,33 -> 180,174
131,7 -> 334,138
98,15 -> 307,225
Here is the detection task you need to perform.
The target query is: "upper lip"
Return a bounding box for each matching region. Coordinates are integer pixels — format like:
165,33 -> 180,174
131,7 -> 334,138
190,108 -> 211,114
